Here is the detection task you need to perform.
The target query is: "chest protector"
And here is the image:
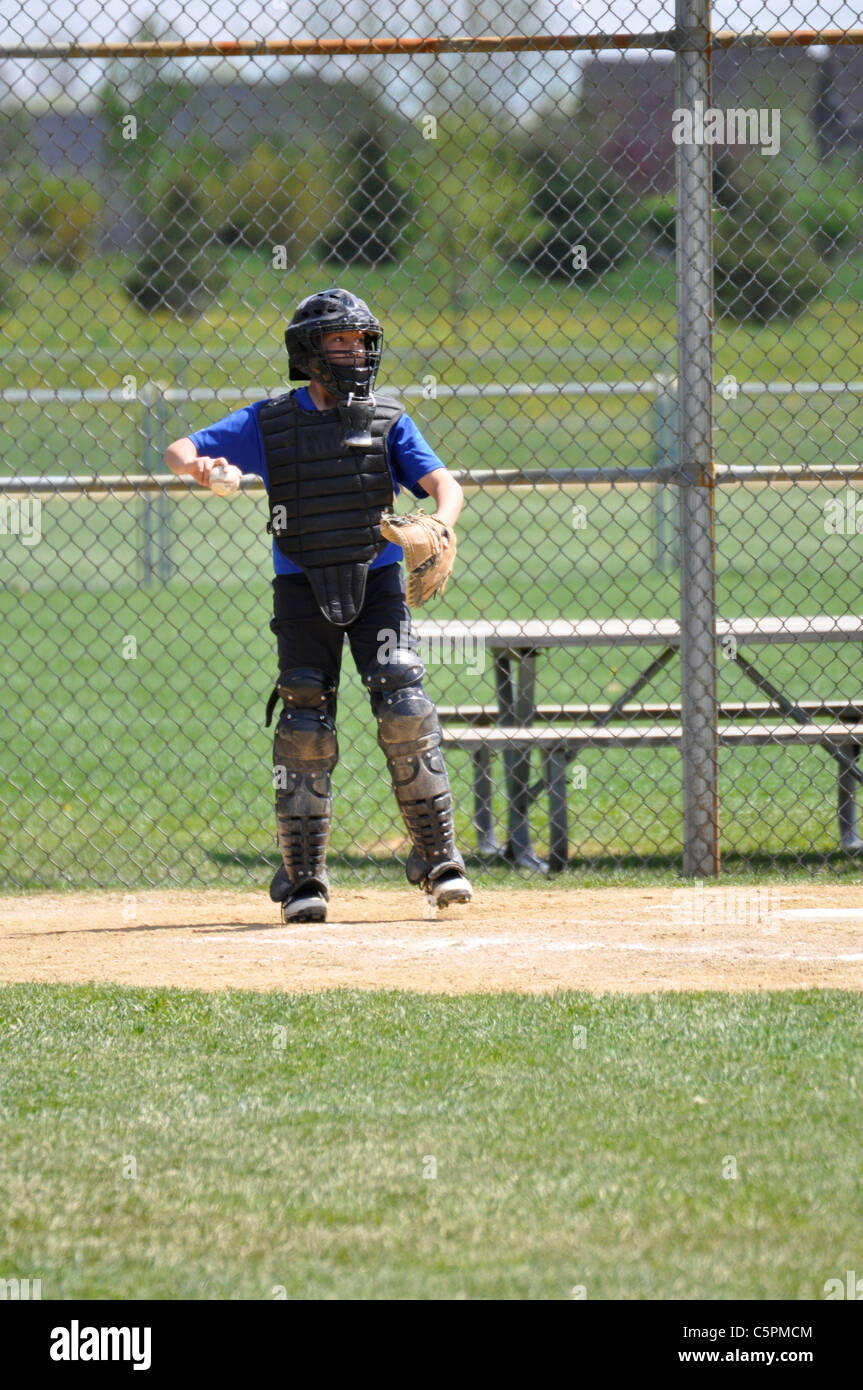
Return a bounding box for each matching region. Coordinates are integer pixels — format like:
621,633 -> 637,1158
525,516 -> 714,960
259,391 -> 403,625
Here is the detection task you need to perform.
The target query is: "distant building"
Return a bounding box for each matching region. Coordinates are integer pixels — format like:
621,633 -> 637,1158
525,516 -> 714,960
811,48 -> 863,158
578,47 -> 818,194
13,74 -> 407,248
23,73 -> 396,173
31,110 -> 103,173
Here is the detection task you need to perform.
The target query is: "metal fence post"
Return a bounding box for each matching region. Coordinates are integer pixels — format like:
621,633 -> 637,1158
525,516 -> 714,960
154,380 -> 172,583
140,379 -> 172,584
139,380 -> 155,585
653,373 -> 680,572
676,0 -> 719,877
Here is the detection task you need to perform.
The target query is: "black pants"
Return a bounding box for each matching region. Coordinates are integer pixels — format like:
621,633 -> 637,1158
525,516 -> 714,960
269,562 -> 465,890
270,562 -> 419,704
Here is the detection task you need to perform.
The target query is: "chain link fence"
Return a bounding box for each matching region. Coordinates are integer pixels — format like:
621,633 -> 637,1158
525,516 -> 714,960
2,2 -> 863,890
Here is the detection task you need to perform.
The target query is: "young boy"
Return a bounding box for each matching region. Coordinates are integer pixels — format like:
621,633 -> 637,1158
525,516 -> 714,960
165,287 -> 472,923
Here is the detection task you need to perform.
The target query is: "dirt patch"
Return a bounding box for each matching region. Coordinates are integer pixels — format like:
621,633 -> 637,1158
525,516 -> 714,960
1,885 -> 862,994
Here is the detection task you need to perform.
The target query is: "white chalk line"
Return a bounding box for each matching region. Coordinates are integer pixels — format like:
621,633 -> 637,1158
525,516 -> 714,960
779,908 -> 863,921
644,905 -> 863,922
193,929 -> 863,964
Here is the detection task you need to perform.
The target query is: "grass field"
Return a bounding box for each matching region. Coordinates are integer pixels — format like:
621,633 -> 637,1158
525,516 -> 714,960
5,252 -> 863,387
1,982 -> 859,1300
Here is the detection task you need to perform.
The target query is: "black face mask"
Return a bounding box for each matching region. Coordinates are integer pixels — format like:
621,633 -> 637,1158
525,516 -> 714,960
321,351 -> 375,400
306,333 -> 383,447
308,331 -> 383,402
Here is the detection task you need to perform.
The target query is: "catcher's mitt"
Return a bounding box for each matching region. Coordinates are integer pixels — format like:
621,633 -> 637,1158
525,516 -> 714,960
379,510 -> 457,607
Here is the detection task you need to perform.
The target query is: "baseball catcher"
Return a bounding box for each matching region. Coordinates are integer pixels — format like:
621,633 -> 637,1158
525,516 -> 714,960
165,288 -> 472,923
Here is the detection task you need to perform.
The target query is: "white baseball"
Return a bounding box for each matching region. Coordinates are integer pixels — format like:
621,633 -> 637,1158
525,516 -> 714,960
210,463 -> 242,497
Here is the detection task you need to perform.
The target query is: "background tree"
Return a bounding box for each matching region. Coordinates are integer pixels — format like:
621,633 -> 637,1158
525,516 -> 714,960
0,260 -> 15,316
97,12 -> 197,233
316,123 -> 414,266
0,104 -> 34,179
790,165 -> 862,263
125,163 -> 228,318
216,142 -> 341,260
414,108 -> 540,337
637,152 -> 755,259
8,168 -> 103,270
514,151 -> 635,282
714,163 -> 828,324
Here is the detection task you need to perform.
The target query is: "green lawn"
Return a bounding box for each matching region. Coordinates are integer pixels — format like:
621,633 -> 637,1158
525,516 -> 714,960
4,250 -> 863,393
1,983 -> 860,1300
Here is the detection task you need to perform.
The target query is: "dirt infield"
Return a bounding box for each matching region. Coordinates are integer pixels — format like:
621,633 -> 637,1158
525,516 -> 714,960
1,884 -> 863,993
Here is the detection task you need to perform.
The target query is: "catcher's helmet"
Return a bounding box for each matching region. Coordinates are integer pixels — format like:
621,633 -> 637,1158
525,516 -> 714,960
285,288 -> 383,400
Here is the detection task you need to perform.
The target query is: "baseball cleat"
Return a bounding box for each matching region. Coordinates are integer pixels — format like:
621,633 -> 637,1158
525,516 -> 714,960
430,868 -> 473,906
281,886 -> 328,924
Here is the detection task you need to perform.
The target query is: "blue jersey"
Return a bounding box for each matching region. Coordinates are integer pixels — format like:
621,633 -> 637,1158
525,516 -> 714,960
189,386 -> 444,576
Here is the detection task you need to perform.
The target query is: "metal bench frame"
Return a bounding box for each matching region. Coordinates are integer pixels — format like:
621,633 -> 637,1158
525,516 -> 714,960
414,617 -> 863,873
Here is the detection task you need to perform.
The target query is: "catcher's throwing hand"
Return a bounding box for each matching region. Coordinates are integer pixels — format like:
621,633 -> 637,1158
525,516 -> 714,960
379,510 -> 457,607
189,455 -> 233,487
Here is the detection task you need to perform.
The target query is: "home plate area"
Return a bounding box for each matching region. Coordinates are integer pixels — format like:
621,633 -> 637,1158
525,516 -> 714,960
1,885 -> 862,994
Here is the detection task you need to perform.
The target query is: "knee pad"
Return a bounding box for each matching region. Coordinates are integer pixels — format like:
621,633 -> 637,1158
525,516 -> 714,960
266,665 -> 337,729
274,667 -> 338,772
364,649 -> 426,695
274,711 -> 338,772
277,666 -> 336,712
364,651 -> 439,757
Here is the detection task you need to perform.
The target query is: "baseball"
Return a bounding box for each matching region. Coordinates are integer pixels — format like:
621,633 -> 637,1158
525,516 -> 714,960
210,463 -> 242,497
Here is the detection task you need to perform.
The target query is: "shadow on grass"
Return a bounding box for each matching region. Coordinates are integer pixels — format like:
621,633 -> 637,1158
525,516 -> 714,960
207,844 -> 863,881
8,844 -> 859,898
